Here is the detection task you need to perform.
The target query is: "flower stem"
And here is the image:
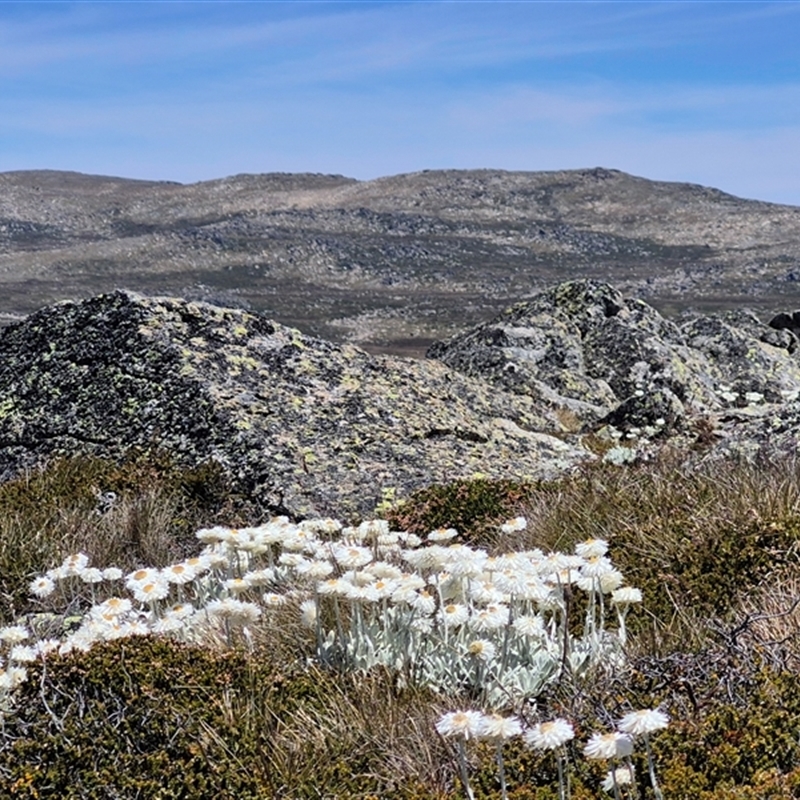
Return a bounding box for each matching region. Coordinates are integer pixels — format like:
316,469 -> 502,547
644,735 -> 664,800
496,743 -> 508,800
556,752 -> 567,800
456,737 -> 475,800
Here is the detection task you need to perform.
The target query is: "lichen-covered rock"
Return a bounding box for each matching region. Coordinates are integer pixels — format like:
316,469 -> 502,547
0,291 -> 587,519
599,387 -> 686,433
428,279 -> 800,436
681,315 -> 800,403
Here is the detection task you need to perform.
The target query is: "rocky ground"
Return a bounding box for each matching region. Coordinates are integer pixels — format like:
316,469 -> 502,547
1,280 -> 797,519
2,168 -> 800,354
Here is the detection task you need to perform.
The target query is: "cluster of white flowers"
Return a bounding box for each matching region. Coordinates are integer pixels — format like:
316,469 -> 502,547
5,517 -> 641,725
435,706 -> 668,798
599,416 -> 667,467
0,511 -> 667,797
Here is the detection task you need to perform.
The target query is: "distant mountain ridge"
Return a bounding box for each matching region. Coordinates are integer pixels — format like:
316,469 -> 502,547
2,167 -> 799,354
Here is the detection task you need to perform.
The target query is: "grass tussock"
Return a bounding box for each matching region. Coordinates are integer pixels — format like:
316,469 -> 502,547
0,453 -> 238,624
1,450 -> 800,798
391,451 -> 800,655
517,451 -> 800,653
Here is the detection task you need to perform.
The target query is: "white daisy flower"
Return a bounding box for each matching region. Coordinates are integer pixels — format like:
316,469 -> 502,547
61,552 -> 90,576
165,602 -> 195,619
438,603 -> 469,627
46,565 -> 69,581
575,538 -> 609,558
35,639 -> 61,657
524,718 -> 575,751
79,567 -> 105,584
357,519 -> 389,541
469,604 -> 509,632
182,554 -> 213,573
467,639 -> 497,663
346,583 -> 381,603
611,587 -> 643,605
152,616 -> 184,634
262,592 -> 287,607
445,545 -> 488,577
60,628 -> 96,654
92,596 -> 133,618
218,527 -> 251,547
584,731 -> 634,760
125,567 -> 159,592
500,516 -> 527,534
513,615 -> 546,638
224,577 -> 251,594
394,572 -> 427,593
330,544 -> 373,569
602,764 -> 635,792
514,577 -> 552,604
479,713 -> 522,741
576,568 -> 624,594
243,568 -> 276,586
102,567 -> 123,581
410,590 -> 437,615
598,569 -> 624,593
0,625 -> 30,644
377,531 -> 401,547
296,559 -> 334,579
131,576 -> 171,604
469,581 -> 509,606
9,644 -> 38,663
316,578 -> 352,596
427,527 -> 458,542
300,517 -> 342,535
205,598 -> 261,623
435,710 -> 485,740
364,561 -> 403,580
618,708 -> 669,736
299,599 -> 317,628
162,563 -> 197,584
195,525 -> 230,544
0,665 -> 27,690
120,619 -> 151,637
410,616 -> 434,634
580,556 -> 616,579
29,575 -> 56,598
402,546 -> 449,571
278,552 -> 310,569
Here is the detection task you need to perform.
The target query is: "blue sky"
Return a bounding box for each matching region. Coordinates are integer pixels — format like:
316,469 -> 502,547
1,1 -> 799,204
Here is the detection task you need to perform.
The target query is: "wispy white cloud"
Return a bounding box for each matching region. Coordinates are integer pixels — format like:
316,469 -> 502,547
2,1 -> 780,83
1,2 -> 799,204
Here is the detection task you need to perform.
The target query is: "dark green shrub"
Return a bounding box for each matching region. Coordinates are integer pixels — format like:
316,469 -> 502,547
0,637 -> 454,799
385,478 -> 536,543
0,637 -> 271,798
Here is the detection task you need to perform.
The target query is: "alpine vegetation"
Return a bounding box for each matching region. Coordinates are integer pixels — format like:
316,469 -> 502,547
6,517 -> 639,709
0,512 -> 660,798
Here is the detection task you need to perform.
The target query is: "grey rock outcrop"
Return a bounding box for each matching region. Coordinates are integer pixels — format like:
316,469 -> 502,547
1,281 -> 798,522
0,291 -> 585,519
428,280 -> 800,437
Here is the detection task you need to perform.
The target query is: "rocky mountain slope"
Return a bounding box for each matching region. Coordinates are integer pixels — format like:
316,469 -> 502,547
1,281 -> 797,518
2,168 -> 800,354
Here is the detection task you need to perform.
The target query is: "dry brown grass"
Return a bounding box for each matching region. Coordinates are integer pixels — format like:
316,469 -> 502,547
0,455 -> 235,624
